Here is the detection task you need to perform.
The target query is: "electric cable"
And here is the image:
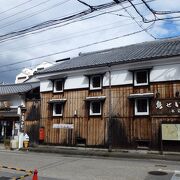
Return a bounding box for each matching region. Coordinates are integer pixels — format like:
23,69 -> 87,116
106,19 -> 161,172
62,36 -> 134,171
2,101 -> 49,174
0,26 -> 154,70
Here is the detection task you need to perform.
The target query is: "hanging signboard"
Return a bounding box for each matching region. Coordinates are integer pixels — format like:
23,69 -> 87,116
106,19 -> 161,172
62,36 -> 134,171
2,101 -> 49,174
161,124 -> 180,141
152,99 -> 180,115
53,124 -> 74,129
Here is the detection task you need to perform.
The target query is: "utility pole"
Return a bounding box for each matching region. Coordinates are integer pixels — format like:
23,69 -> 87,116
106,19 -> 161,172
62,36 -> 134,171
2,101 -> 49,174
113,0 -> 120,3
108,65 -> 112,152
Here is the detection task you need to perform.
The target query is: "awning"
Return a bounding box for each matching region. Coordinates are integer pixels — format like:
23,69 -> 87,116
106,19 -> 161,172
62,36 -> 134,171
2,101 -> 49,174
84,72 -> 106,77
128,66 -> 153,72
128,93 -> 154,99
85,96 -> 106,101
48,76 -> 67,82
48,99 -> 67,104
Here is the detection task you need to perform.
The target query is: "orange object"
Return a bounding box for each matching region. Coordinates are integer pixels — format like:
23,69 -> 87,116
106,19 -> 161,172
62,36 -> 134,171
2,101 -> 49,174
39,127 -> 45,141
32,169 -> 38,180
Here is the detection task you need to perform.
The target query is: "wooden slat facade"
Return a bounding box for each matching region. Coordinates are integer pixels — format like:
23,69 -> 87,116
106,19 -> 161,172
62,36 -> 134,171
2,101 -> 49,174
40,81 -> 180,149
25,100 -> 40,144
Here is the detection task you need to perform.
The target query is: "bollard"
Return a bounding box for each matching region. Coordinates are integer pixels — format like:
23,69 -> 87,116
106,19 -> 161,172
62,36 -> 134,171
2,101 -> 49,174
32,169 -> 38,180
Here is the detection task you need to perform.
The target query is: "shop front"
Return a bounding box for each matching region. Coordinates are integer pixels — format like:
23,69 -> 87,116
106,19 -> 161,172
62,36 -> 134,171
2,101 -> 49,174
0,110 -> 20,143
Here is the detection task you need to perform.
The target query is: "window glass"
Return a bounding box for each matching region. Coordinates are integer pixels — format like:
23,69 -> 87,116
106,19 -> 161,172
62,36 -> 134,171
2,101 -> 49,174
136,71 -> 147,84
136,99 -> 147,112
135,98 -> 149,116
134,70 -> 149,86
54,80 -> 63,92
53,103 -> 63,116
92,76 -> 101,88
91,101 -> 101,114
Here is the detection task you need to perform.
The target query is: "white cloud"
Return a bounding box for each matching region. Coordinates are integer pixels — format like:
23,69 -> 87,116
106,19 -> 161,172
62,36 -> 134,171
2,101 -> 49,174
0,0 -> 179,83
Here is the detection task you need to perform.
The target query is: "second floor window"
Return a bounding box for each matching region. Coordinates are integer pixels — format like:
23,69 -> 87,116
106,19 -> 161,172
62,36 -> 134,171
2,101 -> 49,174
135,98 -> 149,116
90,101 -> 102,116
53,103 -> 63,116
90,75 -> 102,90
134,70 -> 149,86
53,80 -> 63,93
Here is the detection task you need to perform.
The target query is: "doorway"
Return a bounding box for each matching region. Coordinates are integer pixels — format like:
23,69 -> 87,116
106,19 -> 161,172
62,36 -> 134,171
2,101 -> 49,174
0,121 -> 13,142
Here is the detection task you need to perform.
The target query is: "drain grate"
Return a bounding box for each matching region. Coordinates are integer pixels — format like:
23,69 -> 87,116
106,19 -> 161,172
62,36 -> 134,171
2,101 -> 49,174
148,171 -> 168,176
0,177 -> 11,180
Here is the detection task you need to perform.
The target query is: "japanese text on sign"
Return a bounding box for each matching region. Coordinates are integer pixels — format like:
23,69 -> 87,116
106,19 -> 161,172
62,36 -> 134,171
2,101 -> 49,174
53,124 -> 74,129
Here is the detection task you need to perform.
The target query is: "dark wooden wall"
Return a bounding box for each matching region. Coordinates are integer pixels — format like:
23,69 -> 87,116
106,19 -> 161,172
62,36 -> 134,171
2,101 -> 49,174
25,100 -> 40,145
40,81 -> 180,149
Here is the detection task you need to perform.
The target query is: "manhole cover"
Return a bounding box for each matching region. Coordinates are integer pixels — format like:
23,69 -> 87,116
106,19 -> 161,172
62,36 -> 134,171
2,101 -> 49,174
0,177 -> 11,180
148,171 -> 168,176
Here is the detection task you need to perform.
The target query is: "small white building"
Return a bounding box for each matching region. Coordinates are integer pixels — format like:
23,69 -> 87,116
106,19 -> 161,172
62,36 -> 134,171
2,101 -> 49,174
15,68 -> 33,84
15,62 -> 54,84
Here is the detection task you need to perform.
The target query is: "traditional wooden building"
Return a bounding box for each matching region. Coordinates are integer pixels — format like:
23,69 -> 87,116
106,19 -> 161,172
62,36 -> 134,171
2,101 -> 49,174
0,82 -> 40,145
36,38 -> 180,150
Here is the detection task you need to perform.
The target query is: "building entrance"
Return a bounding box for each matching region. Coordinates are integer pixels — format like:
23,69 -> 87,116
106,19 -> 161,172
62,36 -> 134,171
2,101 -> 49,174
0,121 -> 13,142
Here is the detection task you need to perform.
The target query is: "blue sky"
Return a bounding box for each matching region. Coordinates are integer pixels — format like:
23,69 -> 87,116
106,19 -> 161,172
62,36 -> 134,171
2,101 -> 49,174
0,0 -> 179,83
158,19 -> 180,38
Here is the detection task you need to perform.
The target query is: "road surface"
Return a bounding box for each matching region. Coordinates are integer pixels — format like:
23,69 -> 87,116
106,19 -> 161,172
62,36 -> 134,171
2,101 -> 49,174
0,150 -> 180,180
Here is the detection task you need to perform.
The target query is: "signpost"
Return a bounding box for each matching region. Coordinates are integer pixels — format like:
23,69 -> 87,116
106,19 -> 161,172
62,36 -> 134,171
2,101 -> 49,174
53,124 -> 74,145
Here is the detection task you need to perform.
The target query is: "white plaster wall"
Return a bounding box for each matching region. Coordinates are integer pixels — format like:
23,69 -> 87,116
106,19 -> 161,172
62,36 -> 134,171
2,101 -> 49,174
64,75 -> 88,89
40,63 -> 180,92
150,64 -> 180,82
40,80 -> 53,92
103,70 -> 132,86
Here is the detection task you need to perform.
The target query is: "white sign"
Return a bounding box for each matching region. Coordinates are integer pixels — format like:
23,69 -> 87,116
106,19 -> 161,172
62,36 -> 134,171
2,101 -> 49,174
162,124 -> 180,141
53,124 -> 74,129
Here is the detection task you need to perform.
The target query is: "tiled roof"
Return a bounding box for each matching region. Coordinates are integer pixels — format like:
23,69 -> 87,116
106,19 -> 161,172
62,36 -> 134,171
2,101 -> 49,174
0,82 -> 39,95
37,37 -> 180,74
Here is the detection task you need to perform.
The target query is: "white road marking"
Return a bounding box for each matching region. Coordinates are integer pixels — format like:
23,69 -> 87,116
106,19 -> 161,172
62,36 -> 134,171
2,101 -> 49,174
157,169 -> 180,180
158,169 -> 180,174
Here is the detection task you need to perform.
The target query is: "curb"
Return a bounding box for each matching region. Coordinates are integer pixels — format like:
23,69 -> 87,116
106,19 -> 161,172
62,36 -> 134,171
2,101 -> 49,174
26,147 -> 180,162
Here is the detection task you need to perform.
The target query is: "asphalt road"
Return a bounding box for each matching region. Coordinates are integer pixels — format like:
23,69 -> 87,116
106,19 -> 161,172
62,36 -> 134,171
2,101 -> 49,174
0,150 -> 180,180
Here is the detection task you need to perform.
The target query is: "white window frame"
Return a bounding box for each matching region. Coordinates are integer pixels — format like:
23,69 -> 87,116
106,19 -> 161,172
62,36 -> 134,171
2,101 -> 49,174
53,103 -> 63,116
134,70 -> 149,86
135,98 -> 149,116
89,101 -> 102,116
90,75 -> 102,90
53,79 -> 63,93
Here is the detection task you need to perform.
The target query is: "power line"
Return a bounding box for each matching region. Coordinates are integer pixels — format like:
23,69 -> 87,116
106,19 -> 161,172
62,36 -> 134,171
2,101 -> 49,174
0,0 -> 52,23
121,2 -> 156,39
0,0 -> 33,15
0,27 -> 152,70
127,0 -> 150,23
0,0 -> 71,31
141,0 -> 180,15
0,1 -> 128,42
128,0 -> 180,23
0,0 -> 155,43
76,0 -> 95,11
0,19 -> 141,53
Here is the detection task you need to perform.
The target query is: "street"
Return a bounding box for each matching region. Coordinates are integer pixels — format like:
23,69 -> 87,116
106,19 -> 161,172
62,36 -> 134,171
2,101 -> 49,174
0,150 -> 180,180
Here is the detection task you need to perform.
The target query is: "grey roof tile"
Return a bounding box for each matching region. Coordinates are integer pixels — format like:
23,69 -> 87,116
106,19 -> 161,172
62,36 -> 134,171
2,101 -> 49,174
0,82 -> 39,95
37,38 -> 180,74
